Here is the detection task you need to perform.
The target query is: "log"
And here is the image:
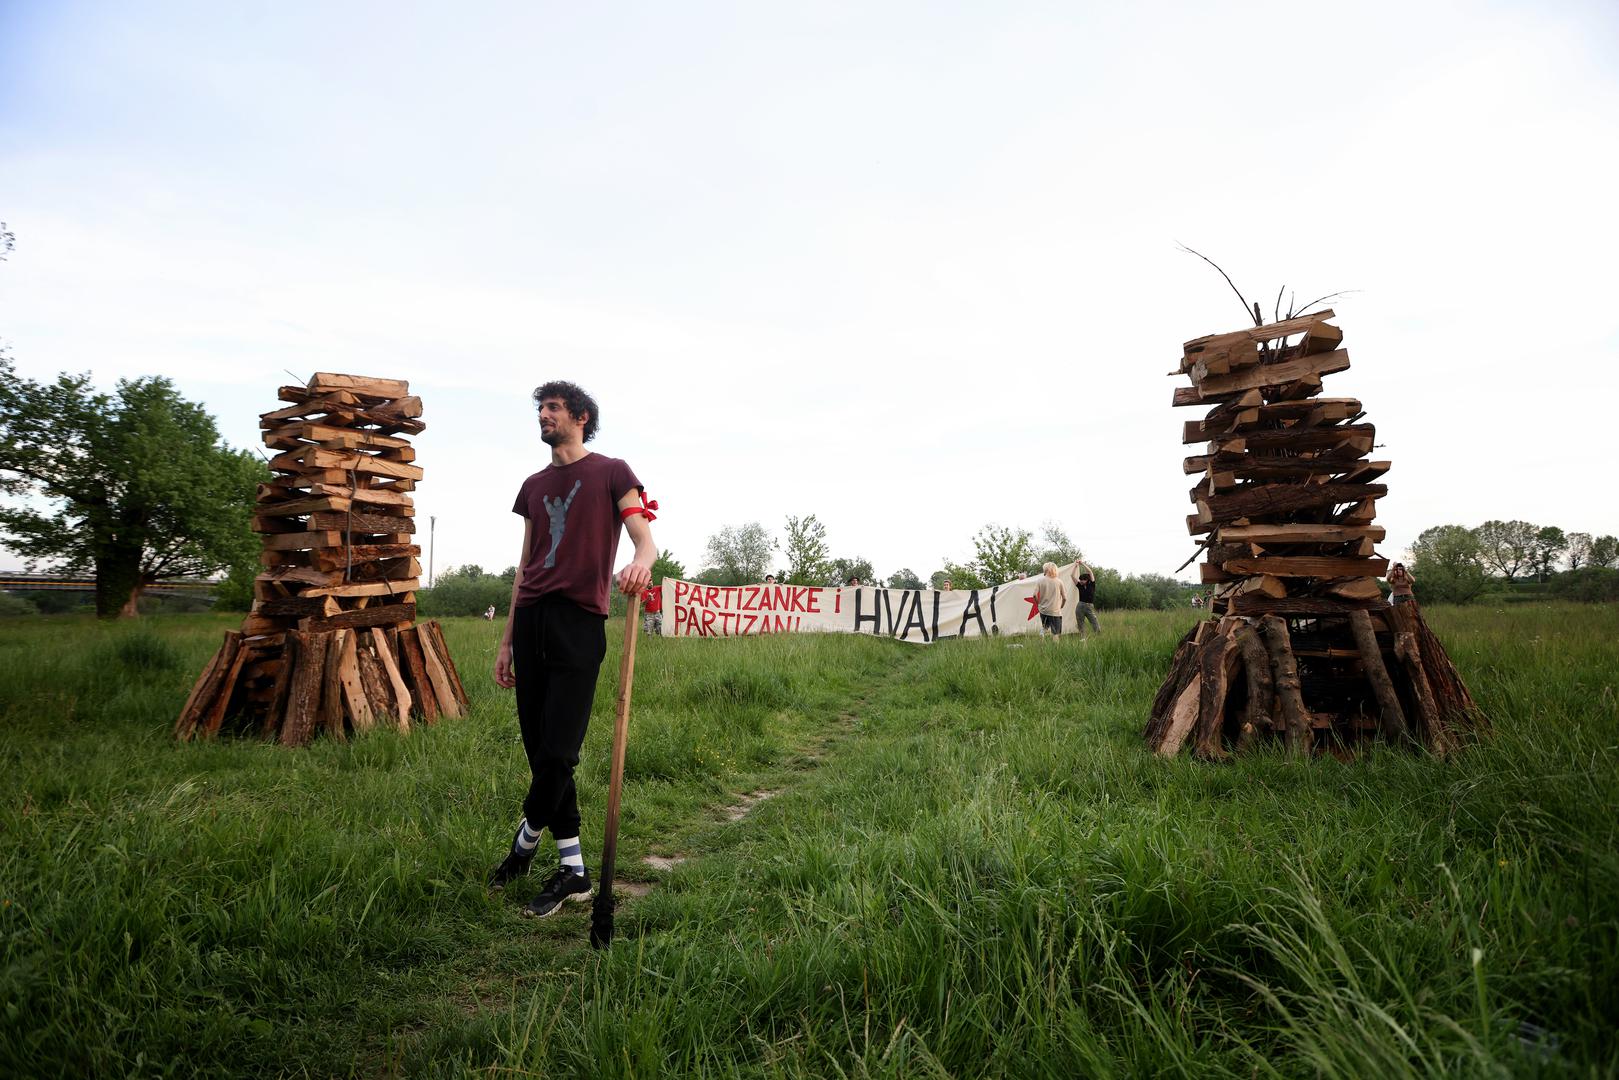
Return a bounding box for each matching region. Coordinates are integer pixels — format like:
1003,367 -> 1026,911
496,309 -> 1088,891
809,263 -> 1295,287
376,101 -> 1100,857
1222,557 -> 1390,579
259,390 -> 359,421
1232,623 -> 1273,752
1392,624 -> 1445,754
319,629 -> 349,741
1194,622 -> 1239,760
174,636 -> 231,740
337,630 -> 375,732
308,482 -> 415,508
1181,310 -> 1335,356
301,578 -> 420,599
398,627 -> 439,722
1155,676 -> 1202,758
1146,624 -> 1202,745
307,372 -> 410,399
369,629 -> 413,731
1349,610 -> 1407,742
257,496 -> 353,517
1229,595 -> 1385,617
370,394 -> 423,418
281,631 -> 330,747
422,621 -> 469,708
300,602 -> 416,632
1212,423 -> 1374,455
258,595 -> 342,618
311,545 -> 421,572
417,624 -> 464,719
262,636 -> 297,738
1195,349 -> 1350,399
1196,484 -> 1387,528
266,445 -> 425,481
308,510 -> 415,535
262,530 -> 344,551
1328,578 -> 1384,601
1217,524 -> 1386,544
197,641 -> 252,739
291,422 -> 411,449
1259,615 -> 1310,757
355,644 -> 394,727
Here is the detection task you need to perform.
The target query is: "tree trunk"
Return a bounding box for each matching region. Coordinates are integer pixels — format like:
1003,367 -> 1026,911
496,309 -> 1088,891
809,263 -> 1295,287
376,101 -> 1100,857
96,546 -> 144,619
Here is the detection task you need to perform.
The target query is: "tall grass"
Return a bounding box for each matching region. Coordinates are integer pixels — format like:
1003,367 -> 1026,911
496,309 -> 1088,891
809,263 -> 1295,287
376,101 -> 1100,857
1,605 -> 1615,1076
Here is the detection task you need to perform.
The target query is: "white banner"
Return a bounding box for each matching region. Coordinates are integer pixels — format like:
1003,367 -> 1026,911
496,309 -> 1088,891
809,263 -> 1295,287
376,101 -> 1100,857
659,563 -> 1082,643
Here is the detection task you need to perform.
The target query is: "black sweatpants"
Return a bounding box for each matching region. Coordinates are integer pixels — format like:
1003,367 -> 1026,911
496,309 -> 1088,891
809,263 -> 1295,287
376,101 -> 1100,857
511,596 -> 607,842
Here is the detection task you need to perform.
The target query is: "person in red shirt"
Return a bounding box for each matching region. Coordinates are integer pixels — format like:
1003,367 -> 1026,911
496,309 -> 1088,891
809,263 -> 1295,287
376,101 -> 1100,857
641,579 -> 663,635
487,381 -> 656,918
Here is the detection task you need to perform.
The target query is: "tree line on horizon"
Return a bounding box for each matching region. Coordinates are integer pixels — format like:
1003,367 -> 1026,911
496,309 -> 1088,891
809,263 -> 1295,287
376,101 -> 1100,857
1407,521 -> 1618,604
4,348 -> 1616,619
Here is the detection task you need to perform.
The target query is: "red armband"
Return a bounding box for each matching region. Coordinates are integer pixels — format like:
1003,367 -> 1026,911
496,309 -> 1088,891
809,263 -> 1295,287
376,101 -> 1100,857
620,489 -> 659,522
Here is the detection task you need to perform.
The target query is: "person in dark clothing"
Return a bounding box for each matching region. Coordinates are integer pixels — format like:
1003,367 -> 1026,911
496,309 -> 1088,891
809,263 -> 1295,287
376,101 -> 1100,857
1070,560 -> 1101,638
487,381 -> 656,918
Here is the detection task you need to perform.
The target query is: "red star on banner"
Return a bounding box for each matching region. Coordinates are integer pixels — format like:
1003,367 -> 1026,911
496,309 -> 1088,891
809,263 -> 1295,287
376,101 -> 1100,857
1025,592 -> 1040,620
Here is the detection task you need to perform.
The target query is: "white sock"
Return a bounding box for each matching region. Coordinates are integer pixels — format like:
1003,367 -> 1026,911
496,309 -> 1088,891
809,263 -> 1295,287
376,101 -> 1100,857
556,836 -> 585,876
512,819 -> 542,856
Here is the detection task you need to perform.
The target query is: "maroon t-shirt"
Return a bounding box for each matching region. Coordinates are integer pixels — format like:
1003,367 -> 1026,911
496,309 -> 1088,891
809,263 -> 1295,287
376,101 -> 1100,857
512,452 -> 641,615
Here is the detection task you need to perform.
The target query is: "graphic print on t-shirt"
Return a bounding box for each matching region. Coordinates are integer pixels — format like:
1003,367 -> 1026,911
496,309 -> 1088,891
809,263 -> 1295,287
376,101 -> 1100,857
541,480 -> 583,568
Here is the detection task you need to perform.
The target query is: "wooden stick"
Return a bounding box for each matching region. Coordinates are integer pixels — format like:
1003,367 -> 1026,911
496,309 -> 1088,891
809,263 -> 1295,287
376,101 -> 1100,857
1194,621 -> 1238,760
591,594 -> 641,947
1260,615 -> 1310,757
1232,622 -> 1272,753
1349,609 -> 1407,742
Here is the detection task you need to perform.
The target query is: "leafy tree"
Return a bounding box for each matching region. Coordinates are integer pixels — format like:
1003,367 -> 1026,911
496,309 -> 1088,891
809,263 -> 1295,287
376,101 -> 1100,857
828,557 -> 876,586
1588,535 -> 1619,569
0,359 -> 265,617
931,563 -> 986,590
1408,524 -> 1487,604
1565,532 -> 1593,571
972,524 -> 1037,583
1529,526 -> 1567,581
701,522 -> 773,585
1549,567 -> 1619,603
1132,572 -> 1186,610
416,564 -> 510,617
1036,521 -> 1084,567
778,514 -> 833,586
886,567 -> 925,590
651,548 -> 686,584
1474,519 -> 1537,583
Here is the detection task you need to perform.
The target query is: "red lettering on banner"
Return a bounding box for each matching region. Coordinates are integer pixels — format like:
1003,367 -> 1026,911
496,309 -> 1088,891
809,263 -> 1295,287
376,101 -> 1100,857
742,585 -> 758,610
834,588 -> 841,614
701,608 -> 717,635
806,588 -> 821,613
704,586 -> 719,607
674,581 -> 689,603
757,587 -> 774,612
741,613 -> 758,634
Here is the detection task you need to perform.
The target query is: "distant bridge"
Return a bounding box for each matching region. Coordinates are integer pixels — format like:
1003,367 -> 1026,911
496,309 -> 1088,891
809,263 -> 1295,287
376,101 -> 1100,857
0,571 -> 219,602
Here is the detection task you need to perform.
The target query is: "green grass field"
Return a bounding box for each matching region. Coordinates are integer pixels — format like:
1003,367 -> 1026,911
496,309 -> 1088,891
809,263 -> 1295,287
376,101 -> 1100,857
2,604 -> 1616,1078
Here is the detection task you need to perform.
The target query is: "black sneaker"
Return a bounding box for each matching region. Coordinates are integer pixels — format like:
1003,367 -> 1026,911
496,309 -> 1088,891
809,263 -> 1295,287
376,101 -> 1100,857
488,849 -> 534,891
521,868 -> 592,918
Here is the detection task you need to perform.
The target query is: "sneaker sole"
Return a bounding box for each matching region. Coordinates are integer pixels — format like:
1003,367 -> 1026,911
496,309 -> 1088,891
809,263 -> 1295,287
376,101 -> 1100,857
519,889 -> 592,919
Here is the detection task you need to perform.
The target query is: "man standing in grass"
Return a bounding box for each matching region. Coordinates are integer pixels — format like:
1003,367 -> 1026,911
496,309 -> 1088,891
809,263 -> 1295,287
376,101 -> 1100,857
1036,562 -> 1066,638
488,381 -> 656,918
1071,561 -> 1101,638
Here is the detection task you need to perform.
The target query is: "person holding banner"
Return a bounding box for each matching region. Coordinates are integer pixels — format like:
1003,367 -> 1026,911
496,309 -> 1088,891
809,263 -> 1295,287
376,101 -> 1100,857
1071,560 -> 1101,638
488,380 -> 657,919
1036,562 -> 1067,637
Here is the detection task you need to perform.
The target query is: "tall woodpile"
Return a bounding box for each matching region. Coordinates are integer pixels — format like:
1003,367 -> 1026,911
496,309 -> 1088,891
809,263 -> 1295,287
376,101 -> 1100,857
175,373 -> 468,745
1145,311 -> 1479,758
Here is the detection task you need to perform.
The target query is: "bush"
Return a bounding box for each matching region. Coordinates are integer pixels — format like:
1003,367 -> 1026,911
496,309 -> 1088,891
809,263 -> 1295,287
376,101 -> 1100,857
0,591 -> 36,617
1549,567 -> 1619,603
27,590 -> 93,615
416,565 -> 513,618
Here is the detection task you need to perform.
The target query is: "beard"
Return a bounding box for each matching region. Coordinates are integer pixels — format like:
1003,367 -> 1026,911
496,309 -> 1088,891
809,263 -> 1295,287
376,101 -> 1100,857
540,426 -> 561,445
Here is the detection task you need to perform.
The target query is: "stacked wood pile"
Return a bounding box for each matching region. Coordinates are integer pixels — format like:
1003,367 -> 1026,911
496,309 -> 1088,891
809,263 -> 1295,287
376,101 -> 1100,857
1146,312 -> 1479,758
174,372 -> 468,744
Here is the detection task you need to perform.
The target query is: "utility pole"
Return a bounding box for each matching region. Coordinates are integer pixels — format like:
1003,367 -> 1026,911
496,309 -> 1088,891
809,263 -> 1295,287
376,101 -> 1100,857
429,516 -> 436,588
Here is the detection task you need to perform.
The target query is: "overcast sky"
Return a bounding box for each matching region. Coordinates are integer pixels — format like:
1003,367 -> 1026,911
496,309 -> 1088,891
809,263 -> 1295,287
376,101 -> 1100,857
3,1 -> 1617,584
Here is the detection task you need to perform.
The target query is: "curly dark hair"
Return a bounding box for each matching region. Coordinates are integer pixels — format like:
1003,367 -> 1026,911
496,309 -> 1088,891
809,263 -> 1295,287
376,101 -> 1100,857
531,381 -> 600,442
